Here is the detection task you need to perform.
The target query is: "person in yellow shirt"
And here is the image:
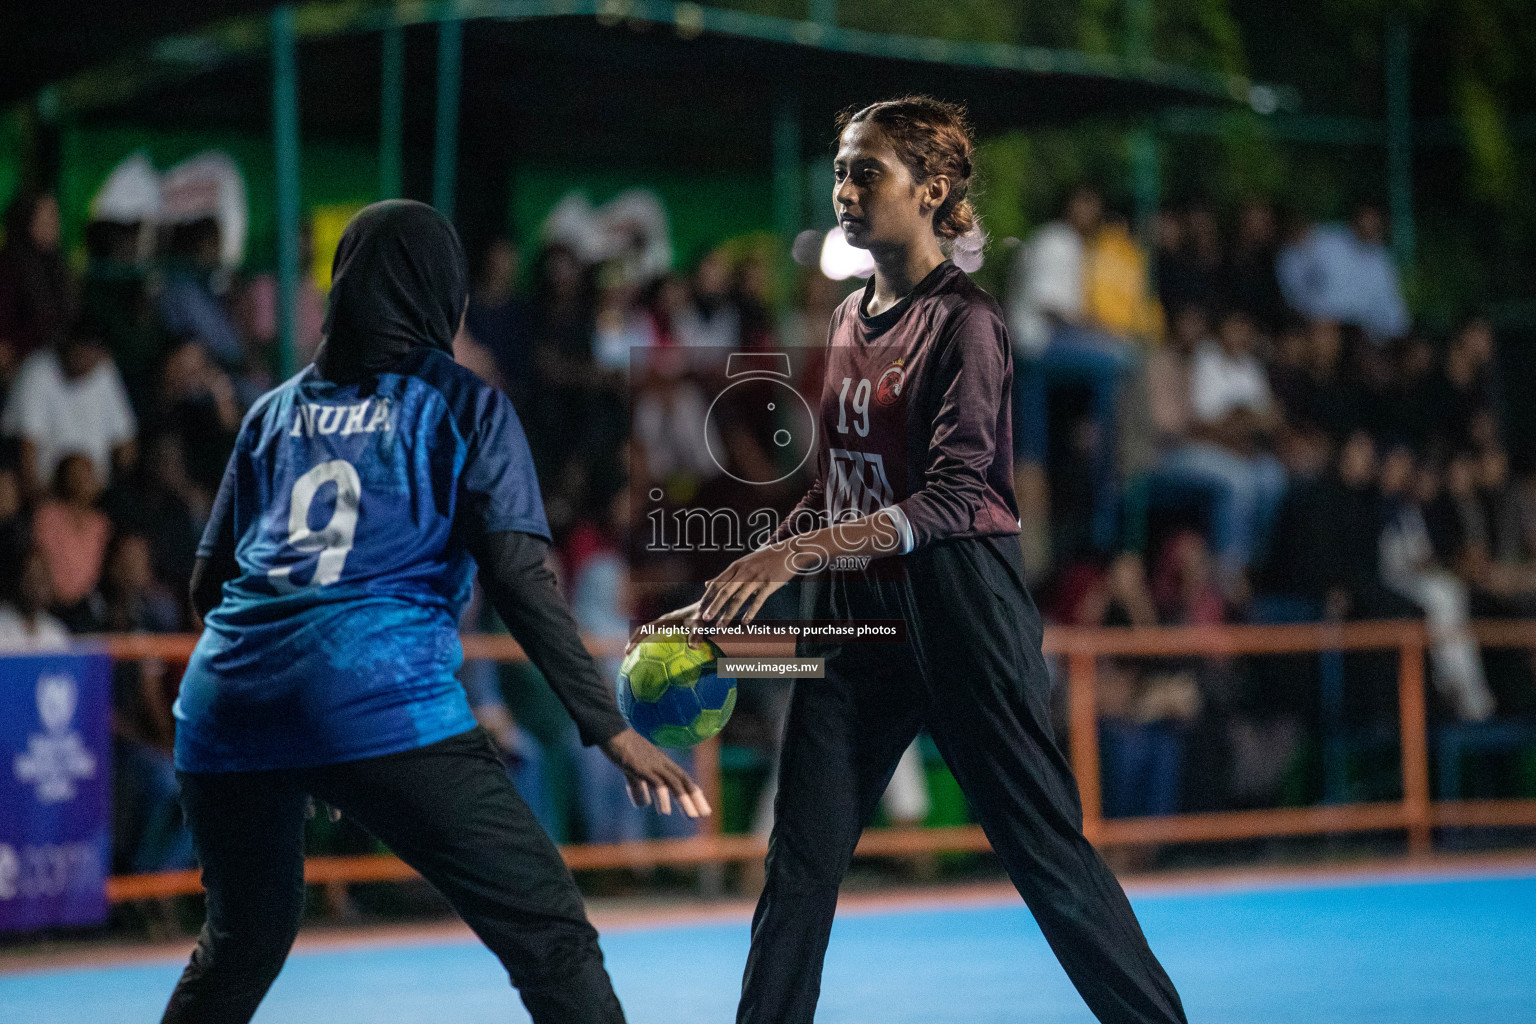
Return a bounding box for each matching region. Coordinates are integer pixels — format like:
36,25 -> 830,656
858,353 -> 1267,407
1084,212 -> 1162,345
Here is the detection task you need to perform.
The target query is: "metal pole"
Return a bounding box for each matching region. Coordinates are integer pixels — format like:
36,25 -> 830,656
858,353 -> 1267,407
1398,631 -> 1431,855
1124,0 -> 1159,244
379,22 -> 405,201
773,89 -> 802,295
271,5 -> 301,380
433,19 -> 462,220
1067,652 -> 1104,845
1123,0 -> 1152,65
1385,14 -> 1415,269
1130,129 -> 1160,243
772,90 -> 802,244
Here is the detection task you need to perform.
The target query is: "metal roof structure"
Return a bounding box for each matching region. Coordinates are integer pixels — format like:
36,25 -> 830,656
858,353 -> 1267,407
33,1 -> 1251,127
11,0 -> 1251,376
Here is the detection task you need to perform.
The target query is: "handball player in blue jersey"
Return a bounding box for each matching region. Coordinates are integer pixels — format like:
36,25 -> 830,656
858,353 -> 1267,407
161,201 -> 706,1024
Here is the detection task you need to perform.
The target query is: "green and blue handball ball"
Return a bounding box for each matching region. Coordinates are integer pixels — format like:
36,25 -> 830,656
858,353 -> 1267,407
617,633 -> 738,748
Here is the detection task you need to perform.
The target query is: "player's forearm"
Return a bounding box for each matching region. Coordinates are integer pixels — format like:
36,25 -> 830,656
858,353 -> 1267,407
766,477 -> 827,545
471,530 -> 628,746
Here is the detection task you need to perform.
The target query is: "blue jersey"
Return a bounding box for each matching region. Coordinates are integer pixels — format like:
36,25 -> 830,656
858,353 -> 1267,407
173,349 -> 549,773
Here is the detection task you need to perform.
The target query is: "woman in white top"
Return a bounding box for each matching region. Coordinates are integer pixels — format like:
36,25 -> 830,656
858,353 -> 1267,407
1158,307 -> 1287,596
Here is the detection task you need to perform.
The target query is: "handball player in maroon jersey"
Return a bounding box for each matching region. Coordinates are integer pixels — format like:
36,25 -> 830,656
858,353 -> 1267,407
636,96 -> 1187,1024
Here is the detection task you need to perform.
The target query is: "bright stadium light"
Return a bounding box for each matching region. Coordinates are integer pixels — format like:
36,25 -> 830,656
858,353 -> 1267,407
819,227 -> 875,281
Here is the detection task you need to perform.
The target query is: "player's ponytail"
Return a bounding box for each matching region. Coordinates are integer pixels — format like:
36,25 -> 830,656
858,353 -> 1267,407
838,96 -> 986,260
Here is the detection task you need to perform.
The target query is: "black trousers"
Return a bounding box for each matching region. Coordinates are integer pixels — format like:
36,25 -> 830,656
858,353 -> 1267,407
738,537 -> 1187,1024
162,728 -> 624,1024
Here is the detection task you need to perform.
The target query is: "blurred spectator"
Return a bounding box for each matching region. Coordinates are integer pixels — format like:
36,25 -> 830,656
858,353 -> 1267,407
1152,210 -> 1193,320
1071,552 -> 1199,822
1152,530 -> 1227,628
82,218 -> 164,419
98,531 -> 180,634
233,219 -> 326,378
1277,201 -> 1409,344
0,539 -> 70,651
592,264 -> 658,371
103,433 -> 204,599
1262,430 -> 1415,622
633,370 -> 720,500
734,252 -> 777,350
648,274 -> 692,348
1449,448 -> 1536,617
778,268 -> 845,350
112,715 -> 194,875
1516,468 -> 1536,569
0,191 -> 72,376
0,459 -> 20,533
157,217 -> 244,370
1174,308 -> 1287,593
1346,330 -> 1398,443
157,340 -> 241,495
1007,183 -> 1094,357
1378,448 -> 1494,720
1221,199 -> 1287,333
1008,183 -> 1138,555
531,243 -> 596,365
674,251 -> 740,349
1272,320 -> 1354,442
528,243 -> 597,473
2,319 -> 138,497
465,236 -> 535,413
1431,316 -> 1502,454
33,453 -> 113,630
1082,210 -> 1159,343
1385,335 -> 1441,453
1155,202 -> 1222,323
465,659 -> 557,834
100,530 -> 194,875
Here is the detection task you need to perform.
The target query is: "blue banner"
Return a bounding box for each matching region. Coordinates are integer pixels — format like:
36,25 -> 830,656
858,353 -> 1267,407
0,652 -> 112,933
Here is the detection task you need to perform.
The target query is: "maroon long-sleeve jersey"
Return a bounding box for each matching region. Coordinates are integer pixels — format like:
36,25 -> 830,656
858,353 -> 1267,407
774,261 -> 1020,555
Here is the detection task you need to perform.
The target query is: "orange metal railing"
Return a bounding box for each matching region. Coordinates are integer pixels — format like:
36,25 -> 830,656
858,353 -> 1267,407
92,619 -> 1536,902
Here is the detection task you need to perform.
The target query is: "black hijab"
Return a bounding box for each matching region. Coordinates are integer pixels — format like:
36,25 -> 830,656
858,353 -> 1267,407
316,200 -> 467,382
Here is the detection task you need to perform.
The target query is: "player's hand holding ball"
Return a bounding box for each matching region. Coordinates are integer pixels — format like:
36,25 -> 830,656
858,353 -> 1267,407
600,727 -> 712,818
625,599 -> 705,655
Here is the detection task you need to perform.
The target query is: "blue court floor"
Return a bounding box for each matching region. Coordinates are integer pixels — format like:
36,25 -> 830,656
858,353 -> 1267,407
3,871 -> 1534,1023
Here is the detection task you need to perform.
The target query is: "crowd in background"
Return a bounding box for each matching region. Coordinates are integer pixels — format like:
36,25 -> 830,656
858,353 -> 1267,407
1010,184 -> 1535,829
2,177 -> 1533,888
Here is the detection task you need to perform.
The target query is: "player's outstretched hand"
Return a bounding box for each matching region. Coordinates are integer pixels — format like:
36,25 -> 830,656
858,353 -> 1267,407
600,728 -> 713,818
700,542 -> 796,626
624,600 -> 705,655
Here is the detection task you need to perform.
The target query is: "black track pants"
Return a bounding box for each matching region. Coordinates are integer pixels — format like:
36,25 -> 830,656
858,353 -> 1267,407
162,728 -> 624,1024
737,537 -> 1187,1024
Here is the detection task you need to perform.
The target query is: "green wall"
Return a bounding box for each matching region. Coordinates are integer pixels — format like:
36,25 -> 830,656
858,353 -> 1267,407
0,111 -> 25,233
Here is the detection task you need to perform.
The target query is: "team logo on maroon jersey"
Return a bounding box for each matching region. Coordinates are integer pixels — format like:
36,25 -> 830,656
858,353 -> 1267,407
875,362 -> 906,407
